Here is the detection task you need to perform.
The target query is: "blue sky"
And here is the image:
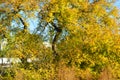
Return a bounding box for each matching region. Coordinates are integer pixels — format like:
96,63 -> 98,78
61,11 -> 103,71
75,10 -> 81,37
115,0 -> 120,8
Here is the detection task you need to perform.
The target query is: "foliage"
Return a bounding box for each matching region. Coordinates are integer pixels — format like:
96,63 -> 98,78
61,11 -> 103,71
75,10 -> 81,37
0,0 -> 120,80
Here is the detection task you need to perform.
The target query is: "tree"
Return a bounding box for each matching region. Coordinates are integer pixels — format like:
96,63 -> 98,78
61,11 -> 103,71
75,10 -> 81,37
40,0 -> 120,79
0,0 -> 120,79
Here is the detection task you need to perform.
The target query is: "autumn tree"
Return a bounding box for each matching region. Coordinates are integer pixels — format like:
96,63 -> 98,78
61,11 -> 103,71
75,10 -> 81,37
0,0 -> 120,80
39,0 -> 120,79
0,0 -> 53,79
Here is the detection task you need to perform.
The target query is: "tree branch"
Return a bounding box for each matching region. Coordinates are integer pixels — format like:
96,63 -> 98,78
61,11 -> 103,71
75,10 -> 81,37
19,17 -> 27,32
51,22 -> 62,59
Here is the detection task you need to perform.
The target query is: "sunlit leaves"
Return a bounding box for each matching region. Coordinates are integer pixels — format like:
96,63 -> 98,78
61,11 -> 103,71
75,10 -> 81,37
0,0 -> 120,79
